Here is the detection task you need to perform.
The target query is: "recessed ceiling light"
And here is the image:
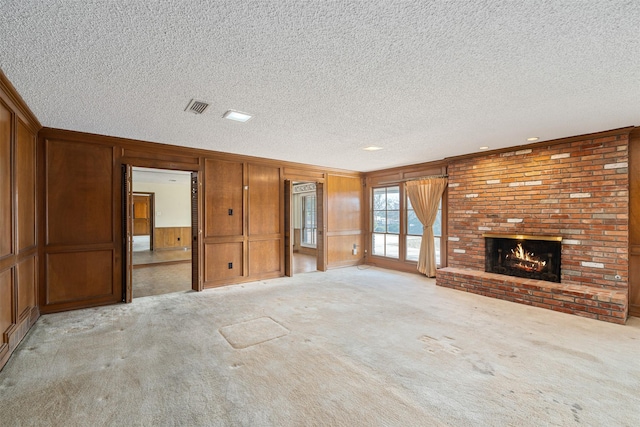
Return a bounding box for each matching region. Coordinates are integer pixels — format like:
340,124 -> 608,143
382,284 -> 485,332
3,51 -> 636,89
363,146 -> 383,151
527,137 -> 539,142
223,110 -> 252,122
479,146 -> 489,150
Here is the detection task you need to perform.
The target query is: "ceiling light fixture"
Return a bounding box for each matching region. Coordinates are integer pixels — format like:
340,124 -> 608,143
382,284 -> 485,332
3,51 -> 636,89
479,146 -> 489,150
527,137 -> 539,142
223,110 -> 252,122
363,146 -> 383,151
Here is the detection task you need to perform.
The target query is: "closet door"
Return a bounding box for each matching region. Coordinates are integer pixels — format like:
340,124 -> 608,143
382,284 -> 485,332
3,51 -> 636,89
41,138 -> 122,313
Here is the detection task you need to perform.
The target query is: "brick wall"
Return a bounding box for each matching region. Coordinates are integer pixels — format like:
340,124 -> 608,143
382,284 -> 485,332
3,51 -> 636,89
445,132 -> 629,292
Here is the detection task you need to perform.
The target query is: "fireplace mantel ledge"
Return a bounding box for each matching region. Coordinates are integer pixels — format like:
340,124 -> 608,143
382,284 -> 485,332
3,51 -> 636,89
436,267 -> 627,324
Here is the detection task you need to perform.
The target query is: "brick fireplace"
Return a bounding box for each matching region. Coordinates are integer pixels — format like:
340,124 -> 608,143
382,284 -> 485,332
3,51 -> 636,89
484,234 -> 561,283
436,131 -> 629,324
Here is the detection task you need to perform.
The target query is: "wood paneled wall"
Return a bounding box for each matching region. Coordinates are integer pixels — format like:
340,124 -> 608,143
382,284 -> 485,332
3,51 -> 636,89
35,125 -> 363,304
0,71 -> 41,371
154,227 -> 190,249
326,174 -> 364,268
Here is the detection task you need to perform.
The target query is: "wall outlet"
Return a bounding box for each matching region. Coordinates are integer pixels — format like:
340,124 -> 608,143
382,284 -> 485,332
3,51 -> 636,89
352,248 -> 358,255
228,262 -> 233,269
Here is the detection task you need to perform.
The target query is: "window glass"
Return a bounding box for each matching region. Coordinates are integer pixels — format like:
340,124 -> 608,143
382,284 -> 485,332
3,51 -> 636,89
301,194 -> 317,247
371,186 -> 400,259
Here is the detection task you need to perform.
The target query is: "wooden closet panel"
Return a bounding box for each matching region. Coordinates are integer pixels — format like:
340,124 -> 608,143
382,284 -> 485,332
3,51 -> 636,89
328,234 -> 363,266
327,175 -> 362,232
0,103 -> 11,258
204,159 -> 243,237
248,163 -> 280,236
0,268 -> 12,340
204,242 -> 243,283
17,256 -> 36,318
46,251 -> 113,304
249,239 -> 281,275
46,139 -> 113,245
16,120 -> 37,251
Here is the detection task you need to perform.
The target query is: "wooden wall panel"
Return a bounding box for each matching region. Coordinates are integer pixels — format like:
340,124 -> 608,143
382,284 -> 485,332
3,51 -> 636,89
0,70 -> 41,371
46,251 -> 113,304
325,175 -> 363,269
327,175 -> 362,232
249,239 -> 281,275
204,159 -> 243,237
46,140 -> 113,245
0,103 -> 11,259
248,163 -> 280,236
0,268 -> 12,343
16,120 -> 36,251
155,227 -> 190,249
328,234 -> 363,267
17,256 -> 36,318
204,242 -> 243,283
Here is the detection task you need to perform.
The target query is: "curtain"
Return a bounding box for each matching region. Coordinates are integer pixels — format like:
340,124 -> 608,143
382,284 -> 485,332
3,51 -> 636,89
405,177 -> 448,277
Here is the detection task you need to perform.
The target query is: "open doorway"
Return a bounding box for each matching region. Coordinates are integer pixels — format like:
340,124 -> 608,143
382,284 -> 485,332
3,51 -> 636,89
127,167 -> 194,298
290,181 -> 319,274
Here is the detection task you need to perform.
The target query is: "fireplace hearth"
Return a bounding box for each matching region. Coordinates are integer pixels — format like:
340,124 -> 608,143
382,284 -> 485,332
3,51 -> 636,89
484,234 -> 561,283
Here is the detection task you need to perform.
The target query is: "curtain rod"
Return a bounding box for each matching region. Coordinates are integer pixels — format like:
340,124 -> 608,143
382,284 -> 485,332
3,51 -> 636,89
377,174 -> 448,186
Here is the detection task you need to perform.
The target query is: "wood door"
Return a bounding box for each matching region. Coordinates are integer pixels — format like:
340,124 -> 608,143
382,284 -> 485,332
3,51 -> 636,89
133,194 -> 151,236
316,182 -> 326,271
191,172 -> 201,291
42,138 -> 122,313
284,180 -> 292,276
123,165 -> 133,303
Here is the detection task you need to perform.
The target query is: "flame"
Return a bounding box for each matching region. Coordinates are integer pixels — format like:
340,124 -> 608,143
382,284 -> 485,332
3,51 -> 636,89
506,243 -> 546,272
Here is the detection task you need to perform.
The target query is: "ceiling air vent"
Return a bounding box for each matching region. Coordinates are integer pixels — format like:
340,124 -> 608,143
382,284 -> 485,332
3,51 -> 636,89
184,99 -> 210,114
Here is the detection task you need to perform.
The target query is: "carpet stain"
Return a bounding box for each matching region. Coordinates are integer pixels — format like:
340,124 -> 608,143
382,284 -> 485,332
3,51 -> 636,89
471,360 -> 495,376
420,335 -> 461,355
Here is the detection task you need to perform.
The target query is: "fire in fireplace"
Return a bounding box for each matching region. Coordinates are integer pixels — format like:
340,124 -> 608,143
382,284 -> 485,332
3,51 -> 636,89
484,234 -> 561,283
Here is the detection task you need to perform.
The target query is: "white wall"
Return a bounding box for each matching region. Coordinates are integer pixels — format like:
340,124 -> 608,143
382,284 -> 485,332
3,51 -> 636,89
133,181 -> 191,227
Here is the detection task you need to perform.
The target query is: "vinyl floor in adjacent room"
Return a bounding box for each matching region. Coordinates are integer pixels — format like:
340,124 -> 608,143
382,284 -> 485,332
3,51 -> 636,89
1,267 -> 639,426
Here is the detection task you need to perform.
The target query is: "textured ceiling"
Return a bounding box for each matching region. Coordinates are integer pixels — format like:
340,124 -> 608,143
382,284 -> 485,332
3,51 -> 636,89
1,1 -> 639,172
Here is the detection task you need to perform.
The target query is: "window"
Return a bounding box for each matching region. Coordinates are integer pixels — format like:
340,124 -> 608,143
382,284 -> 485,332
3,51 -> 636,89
371,183 -> 443,266
301,194 -> 317,247
433,201 -> 442,266
405,197 -> 422,261
372,186 -> 400,258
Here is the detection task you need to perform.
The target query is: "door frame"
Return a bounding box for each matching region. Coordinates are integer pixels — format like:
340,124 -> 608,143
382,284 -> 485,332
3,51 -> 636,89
284,180 -> 326,276
123,165 -> 202,302
132,191 -> 155,250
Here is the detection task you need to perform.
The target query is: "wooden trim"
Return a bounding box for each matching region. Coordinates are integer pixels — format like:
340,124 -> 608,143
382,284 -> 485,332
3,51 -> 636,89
365,256 -> 424,275
0,69 -> 42,133
326,230 -> 363,237
40,127 -> 361,177
365,161 -> 447,180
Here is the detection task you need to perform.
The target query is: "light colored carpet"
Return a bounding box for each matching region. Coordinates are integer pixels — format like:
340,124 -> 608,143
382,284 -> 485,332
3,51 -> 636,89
1,266 -> 639,426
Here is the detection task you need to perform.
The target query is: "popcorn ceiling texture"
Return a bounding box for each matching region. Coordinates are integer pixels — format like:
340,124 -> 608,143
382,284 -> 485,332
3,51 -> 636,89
1,1 -> 639,171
